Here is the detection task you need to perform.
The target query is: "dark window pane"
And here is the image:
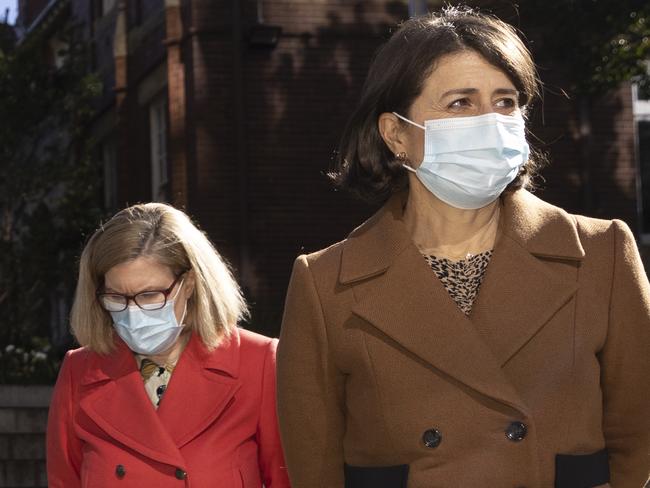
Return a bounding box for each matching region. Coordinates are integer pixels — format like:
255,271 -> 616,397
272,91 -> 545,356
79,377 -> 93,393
639,121 -> 650,233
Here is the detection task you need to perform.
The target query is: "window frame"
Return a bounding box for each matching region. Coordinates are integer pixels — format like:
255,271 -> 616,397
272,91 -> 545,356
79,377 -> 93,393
149,94 -> 169,203
633,83 -> 650,243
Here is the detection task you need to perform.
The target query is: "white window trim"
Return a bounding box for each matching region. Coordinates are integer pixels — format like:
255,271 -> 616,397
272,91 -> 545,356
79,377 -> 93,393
632,82 -> 650,243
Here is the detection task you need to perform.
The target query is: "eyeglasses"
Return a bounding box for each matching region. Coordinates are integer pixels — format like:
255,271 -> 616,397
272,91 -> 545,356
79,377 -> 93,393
97,274 -> 185,312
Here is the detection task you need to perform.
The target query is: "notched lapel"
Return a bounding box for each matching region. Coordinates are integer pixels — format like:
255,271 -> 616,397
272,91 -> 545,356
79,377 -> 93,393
471,233 -> 578,366
343,190 -> 585,415
157,366 -> 241,448
157,332 -> 242,448
79,368 -> 186,468
351,243 -> 529,414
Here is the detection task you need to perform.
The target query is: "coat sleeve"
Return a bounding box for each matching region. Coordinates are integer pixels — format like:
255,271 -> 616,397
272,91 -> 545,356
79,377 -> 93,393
256,338 -> 291,487
46,351 -> 83,488
600,220 -> 650,487
277,255 -> 346,488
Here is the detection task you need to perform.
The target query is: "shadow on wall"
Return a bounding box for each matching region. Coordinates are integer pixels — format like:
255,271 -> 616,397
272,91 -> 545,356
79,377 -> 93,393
240,1 -> 408,336
491,0 -> 638,227
194,0 -> 640,337
530,77 -> 634,226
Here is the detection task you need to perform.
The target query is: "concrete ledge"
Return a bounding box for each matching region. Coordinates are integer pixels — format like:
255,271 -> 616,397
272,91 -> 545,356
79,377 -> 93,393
0,386 -> 53,408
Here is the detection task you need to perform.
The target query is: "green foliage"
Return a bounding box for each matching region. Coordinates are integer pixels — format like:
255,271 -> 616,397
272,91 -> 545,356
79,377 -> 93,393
515,0 -> 650,96
0,23 -> 105,382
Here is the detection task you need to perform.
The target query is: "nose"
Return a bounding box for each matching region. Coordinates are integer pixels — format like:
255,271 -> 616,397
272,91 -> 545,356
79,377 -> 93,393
477,100 -> 494,115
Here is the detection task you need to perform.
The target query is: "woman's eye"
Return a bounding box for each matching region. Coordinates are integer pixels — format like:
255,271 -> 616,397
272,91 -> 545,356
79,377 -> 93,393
495,98 -> 517,109
448,98 -> 470,109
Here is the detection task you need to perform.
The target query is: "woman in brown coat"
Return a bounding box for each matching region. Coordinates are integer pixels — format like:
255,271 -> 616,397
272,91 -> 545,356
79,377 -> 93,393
276,6 -> 650,488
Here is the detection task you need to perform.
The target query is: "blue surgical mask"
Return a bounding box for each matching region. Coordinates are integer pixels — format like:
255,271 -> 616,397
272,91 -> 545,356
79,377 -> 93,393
110,281 -> 187,355
393,112 -> 530,209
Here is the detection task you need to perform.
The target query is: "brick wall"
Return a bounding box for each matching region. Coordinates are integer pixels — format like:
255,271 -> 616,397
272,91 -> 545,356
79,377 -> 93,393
176,0 -> 641,336
526,72 -> 638,228
20,0 -> 642,338
0,386 -> 52,488
182,0 -> 410,335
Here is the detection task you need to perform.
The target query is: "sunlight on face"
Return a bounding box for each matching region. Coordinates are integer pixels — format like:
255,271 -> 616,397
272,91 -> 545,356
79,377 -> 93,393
401,50 -> 521,167
104,256 -> 189,323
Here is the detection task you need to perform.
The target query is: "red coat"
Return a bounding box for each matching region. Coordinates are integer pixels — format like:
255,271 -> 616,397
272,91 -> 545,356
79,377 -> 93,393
47,328 -> 290,488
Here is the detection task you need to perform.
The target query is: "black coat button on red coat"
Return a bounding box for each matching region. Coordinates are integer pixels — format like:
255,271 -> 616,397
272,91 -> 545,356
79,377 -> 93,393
505,421 -> 527,442
422,428 -> 442,448
115,464 -> 126,479
175,468 -> 187,480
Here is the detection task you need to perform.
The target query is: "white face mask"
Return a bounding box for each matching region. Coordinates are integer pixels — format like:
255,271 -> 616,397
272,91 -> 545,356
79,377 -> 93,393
110,281 -> 187,356
393,112 -> 530,209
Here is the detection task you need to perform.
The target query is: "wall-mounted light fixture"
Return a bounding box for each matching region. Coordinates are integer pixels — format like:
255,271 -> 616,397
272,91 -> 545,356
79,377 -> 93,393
248,23 -> 282,48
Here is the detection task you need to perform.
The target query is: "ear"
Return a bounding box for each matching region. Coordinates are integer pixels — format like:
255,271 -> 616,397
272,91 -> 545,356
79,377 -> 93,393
378,112 -> 409,155
184,269 -> 196,298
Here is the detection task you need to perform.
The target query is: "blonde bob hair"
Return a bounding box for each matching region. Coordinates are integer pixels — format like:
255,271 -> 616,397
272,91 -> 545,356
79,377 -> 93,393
71,202 -> 248,354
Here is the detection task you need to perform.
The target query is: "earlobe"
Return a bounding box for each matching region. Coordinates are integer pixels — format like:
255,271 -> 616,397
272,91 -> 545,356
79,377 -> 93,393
378,112 -> 407,155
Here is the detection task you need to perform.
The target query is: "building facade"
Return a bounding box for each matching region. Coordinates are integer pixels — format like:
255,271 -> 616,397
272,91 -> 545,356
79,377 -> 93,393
16,0 -> 648,338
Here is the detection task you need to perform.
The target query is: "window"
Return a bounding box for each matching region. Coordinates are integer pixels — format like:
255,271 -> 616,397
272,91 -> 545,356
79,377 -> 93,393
94,0 -> 117,17
129,0 -> 143,28
150,95 -> 169,202
48,36 -> 69,69
100,137 -> 117,210
633,80 -> 650,241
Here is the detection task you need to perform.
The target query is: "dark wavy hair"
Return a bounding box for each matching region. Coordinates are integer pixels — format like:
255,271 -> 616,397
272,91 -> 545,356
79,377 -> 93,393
330,6 -> 543,204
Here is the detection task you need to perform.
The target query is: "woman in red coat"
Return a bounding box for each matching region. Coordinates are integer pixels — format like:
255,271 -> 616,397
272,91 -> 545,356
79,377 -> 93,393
47,203 -> 290,487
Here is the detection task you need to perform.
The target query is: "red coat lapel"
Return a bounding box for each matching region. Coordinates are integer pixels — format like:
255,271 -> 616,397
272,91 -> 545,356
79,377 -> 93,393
78,340 -> 186,468
77,330 -> 243,465
157,330 -> 242,447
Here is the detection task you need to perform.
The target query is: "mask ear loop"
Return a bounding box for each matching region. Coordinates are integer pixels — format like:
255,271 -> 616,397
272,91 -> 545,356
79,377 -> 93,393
179,301 -> 188,326
392,111 -> 425,130
170,277 -> 189,326
391,112 -> 423,173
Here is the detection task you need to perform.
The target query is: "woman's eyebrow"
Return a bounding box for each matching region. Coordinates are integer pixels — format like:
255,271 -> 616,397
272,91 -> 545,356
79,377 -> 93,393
102,284 -> 162,294
439,87 -> 519,98
493,88 -> 519,96
440,88 -> 478,98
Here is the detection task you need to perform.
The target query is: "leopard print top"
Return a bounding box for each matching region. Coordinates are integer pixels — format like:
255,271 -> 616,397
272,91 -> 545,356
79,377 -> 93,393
423,250 -> 493,315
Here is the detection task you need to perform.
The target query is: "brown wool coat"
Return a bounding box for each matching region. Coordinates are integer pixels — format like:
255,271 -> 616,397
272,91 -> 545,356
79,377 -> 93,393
277,189 -> 650,488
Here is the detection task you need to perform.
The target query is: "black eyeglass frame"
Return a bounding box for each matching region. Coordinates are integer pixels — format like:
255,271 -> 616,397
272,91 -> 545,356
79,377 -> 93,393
96,272 -> 186,312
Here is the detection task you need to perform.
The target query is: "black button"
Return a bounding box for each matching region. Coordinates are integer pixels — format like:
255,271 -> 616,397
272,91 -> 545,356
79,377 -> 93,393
175,468 -> 187,480
115,464 -> 126,479
422,428 -> 442,448
505,421 -> 527,442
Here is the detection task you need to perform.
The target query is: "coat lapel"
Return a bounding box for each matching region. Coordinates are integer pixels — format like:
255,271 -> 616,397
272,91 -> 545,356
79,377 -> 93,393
470,190 -> 583,366
78,330 -> 243,465
157,330 -> 242,448
470,240 -> 577,366
78,340 -> 186,468
343,190 -> 584,414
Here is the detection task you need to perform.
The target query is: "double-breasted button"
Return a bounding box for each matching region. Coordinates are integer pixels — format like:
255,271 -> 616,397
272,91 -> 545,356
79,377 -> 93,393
505,421 -> 527,442
115,464 -> 126,479
175,468 -> 187,480
422,428 -> 442,448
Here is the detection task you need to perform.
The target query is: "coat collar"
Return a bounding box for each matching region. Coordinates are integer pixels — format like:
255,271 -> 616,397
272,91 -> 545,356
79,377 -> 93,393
500,189 -> 584,260
78,329 -> 242,467
340,189 -> 584,285
79,328 -> 241,386
343,189 -> 583,414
